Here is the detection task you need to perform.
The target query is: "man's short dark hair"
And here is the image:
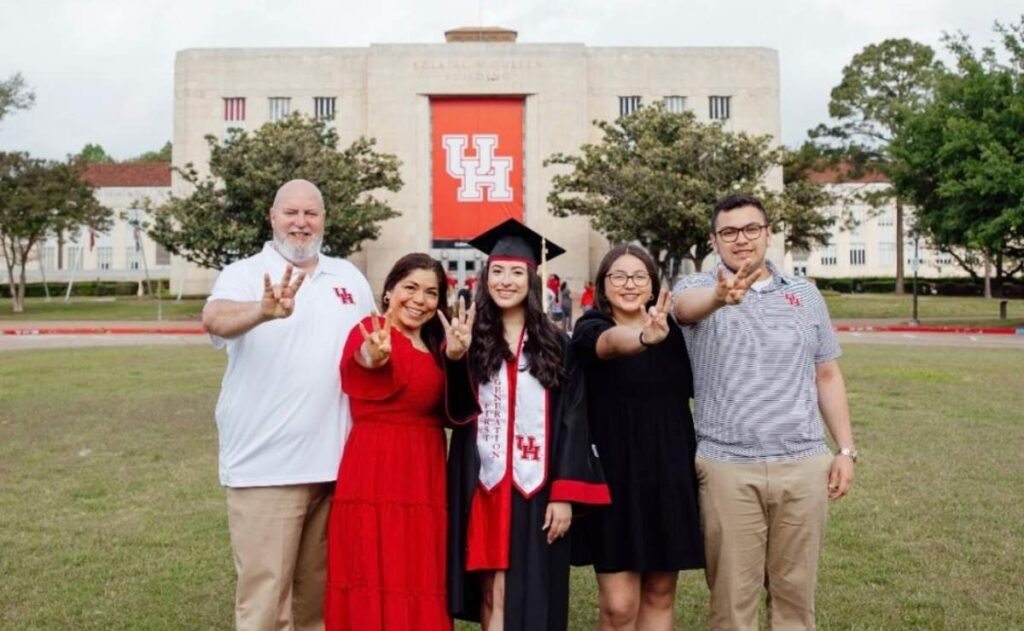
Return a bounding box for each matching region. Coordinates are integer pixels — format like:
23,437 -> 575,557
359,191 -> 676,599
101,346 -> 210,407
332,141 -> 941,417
711,193 -> 768,232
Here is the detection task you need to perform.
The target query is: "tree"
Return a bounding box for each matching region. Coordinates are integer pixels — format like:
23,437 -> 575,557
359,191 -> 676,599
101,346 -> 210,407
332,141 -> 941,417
76,143 -> 116,163
0,72 -> 34,123
890,18 -> 1024,285
0,154 -> 112,312
150,115 -> 402,269
779,145 -> 837,253
545,104 -> 832,279
129,141 -> 172,163
811,38 -> 943,292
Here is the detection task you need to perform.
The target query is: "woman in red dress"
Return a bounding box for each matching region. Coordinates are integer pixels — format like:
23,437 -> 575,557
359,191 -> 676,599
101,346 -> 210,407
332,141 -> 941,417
325,253 -> 452,631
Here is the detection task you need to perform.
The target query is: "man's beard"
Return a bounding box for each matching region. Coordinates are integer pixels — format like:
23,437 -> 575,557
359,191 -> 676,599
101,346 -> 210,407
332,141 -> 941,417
273,233 -> 323,264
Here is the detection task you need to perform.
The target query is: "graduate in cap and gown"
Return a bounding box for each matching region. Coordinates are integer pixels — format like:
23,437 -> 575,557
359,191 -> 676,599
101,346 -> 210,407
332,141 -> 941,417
440,219 -> 610,631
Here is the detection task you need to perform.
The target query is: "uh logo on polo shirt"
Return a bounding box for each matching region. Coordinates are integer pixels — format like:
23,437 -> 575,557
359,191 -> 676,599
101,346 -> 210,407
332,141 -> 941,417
208,243 -> 373,488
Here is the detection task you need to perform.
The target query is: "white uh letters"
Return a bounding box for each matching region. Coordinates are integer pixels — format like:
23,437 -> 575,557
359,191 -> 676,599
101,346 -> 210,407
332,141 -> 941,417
443,134 -> 514,202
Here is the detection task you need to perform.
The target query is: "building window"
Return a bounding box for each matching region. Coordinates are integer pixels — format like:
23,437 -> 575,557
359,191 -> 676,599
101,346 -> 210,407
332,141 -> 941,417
39,245 -> 56,271
224,97 -> 246,122
97,247 -> 113,270
849,208 -> 864,238
850,243 -> 866,266
126,247 -> 142,271
820,244 -> 837,266
619,96 -> 642,117
67,246 -> 84,271
877,208 -> 894,227
663,96 -> 686,114
934,252 -> 952,265
879,242 -> 895,266
155,244 -> 171,266
268,97 -> 291,122
314,97 -> 336,121
709,96 -> 731,120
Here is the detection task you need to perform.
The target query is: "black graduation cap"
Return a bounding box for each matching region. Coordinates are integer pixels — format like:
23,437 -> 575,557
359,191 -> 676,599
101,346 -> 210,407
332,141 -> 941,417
467,218 -> 565,267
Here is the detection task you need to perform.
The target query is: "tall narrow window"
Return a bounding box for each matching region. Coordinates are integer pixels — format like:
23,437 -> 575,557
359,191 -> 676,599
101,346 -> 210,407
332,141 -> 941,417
709,96 -> 731,120
268,97 -> 291,122
314,97 -> 336,121
820,244 -> 837,266
879,242 -> 895,266
663,95 -> 686,114
224,97 -> 246,122
40,245 -> 56,271
68,246 -> 83,271
155,244 -> 171,266
126,247 -> 142,271
850,243 -> 867,266
619,96 -> 642,117
97,247 -> 113,270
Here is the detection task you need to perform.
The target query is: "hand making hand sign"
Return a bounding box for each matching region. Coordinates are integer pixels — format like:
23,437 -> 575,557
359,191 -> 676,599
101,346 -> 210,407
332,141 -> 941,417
261,265 -> 306,320
639,288 -> 673,347
713,260 -> 761,306
439,296 -> 476,361
357,306 -> 394,367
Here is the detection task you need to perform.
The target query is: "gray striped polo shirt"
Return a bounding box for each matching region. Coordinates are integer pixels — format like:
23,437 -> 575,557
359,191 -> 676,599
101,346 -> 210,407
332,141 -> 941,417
673,261 -> 841,462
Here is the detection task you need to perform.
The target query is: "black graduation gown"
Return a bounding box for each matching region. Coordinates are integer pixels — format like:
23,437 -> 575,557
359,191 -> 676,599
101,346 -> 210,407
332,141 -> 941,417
445,336 -> 608,630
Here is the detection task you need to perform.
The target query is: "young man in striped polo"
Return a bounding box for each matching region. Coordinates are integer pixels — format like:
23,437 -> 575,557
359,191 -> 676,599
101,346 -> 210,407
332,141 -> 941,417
673,193 -> 856,631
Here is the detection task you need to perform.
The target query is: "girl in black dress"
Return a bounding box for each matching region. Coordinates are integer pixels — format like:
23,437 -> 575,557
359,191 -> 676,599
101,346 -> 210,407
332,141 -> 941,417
570,245 -> 704,630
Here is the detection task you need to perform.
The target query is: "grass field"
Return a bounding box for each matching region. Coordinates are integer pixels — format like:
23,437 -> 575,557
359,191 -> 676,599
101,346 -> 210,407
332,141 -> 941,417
1,344 -> 1023,629
0,297 -> 205,321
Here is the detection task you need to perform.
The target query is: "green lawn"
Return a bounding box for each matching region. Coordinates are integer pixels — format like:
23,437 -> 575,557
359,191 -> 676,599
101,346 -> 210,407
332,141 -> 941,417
0,297 -> 204,321
823,293 -> 1024,324
1,345 -> 1022,629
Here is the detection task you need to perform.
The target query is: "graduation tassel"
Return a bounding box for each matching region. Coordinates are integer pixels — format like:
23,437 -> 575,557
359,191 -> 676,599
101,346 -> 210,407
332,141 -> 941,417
541,235 -> 549,312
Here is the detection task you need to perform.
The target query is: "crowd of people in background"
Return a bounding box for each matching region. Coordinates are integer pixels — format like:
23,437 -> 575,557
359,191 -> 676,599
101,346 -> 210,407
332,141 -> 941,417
203,179 -> 856,631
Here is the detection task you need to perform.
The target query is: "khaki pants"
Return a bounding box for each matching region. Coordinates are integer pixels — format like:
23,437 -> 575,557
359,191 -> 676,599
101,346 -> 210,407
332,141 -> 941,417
696,454 -> 832,631
227,483 -> 334,631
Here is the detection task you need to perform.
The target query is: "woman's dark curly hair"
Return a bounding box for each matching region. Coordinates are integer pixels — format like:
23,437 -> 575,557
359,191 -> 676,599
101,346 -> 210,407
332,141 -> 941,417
469,262 -> 564,389
381,253 -> 450,366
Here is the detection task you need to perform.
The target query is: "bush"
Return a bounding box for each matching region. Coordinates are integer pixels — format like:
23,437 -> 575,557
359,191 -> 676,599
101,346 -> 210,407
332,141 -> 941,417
4,280 -> 170,298
812,276 -> 1023,297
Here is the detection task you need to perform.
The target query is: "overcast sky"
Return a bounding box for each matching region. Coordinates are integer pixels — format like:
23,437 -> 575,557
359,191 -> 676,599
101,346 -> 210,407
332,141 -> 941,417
1,0 -> 1020,161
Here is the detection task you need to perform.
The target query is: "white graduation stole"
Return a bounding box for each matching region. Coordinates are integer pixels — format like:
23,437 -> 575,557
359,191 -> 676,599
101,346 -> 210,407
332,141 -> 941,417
476,336 -> 549,498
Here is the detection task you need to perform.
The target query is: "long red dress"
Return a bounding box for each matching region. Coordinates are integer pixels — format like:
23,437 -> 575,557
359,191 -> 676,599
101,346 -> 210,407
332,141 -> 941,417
325,319 -> 452,631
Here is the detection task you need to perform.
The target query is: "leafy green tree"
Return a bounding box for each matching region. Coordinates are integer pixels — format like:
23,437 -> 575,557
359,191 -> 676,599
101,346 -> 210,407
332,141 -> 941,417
149,115 -> 402,269
129,141 -> 172,163
0,154 -> 111,312
76,143 -> 116,163
890,18 -> 1024,283
0,73 -> 34,123
811,38 -> 943,292
545,104 -> 832,279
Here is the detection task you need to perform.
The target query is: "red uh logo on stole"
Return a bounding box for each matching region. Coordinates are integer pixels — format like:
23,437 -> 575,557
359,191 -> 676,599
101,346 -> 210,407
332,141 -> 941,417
334,287 -> 355,305
515,435 -> 541,461
784,292 -> 801,307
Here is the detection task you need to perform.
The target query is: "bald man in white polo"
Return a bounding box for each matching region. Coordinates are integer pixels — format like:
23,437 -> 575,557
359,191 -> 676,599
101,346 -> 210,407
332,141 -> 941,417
203,180 -> 373,631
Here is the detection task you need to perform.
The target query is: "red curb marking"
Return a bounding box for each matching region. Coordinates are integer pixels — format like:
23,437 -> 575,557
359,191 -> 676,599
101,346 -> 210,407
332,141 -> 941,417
1,327 -> 205,336
834,324 -> 1017,336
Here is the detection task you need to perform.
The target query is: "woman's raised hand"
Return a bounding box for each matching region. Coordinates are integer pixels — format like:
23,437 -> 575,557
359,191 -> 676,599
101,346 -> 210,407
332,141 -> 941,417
640,288 -> 673,346
439,297 -> 475,361
357,305 -> 394,367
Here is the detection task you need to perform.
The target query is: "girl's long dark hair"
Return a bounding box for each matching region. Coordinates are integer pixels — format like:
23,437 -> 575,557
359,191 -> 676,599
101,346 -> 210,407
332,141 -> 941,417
593,244 -> 661,318
381,253 -> 450,366
469,263 -> 564,389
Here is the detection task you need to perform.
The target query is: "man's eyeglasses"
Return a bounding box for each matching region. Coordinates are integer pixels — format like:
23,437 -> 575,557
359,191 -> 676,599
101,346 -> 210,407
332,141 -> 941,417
716,223 -> 768,243
605,272 -> 651,288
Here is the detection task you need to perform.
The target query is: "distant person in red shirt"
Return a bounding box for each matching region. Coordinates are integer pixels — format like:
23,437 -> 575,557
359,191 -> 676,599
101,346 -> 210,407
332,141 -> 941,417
580,281 -> 595,313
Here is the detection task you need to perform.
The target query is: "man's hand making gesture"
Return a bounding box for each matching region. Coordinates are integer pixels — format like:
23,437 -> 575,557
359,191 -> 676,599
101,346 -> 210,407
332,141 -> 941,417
261,265 -> 306,320
439,297 -> 476,361
713,260 -> 760,306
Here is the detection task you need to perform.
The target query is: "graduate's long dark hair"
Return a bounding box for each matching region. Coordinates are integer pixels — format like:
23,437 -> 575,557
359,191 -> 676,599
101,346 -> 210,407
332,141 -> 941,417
381,253 -> 450,367
469,262 -> 564,389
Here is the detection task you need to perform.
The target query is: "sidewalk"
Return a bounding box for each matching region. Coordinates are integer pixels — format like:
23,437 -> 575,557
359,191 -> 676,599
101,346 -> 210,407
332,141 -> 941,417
1,320 -> 205,335
2,319 -> 1021,336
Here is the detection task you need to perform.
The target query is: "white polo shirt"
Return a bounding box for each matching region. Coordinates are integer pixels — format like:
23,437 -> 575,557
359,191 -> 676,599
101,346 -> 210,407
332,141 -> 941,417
208,243 -> 373,487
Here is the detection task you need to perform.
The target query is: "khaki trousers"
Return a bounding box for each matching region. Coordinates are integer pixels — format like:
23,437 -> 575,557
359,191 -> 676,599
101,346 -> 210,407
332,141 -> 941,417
227,482 -> 334,631
696,454 -> 832,631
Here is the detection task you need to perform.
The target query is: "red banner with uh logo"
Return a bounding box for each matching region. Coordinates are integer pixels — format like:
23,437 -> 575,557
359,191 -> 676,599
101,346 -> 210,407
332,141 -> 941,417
431,97 -> 524,243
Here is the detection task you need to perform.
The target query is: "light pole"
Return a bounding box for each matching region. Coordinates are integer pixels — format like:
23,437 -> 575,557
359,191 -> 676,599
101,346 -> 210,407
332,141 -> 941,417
910,234 -> 920,325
